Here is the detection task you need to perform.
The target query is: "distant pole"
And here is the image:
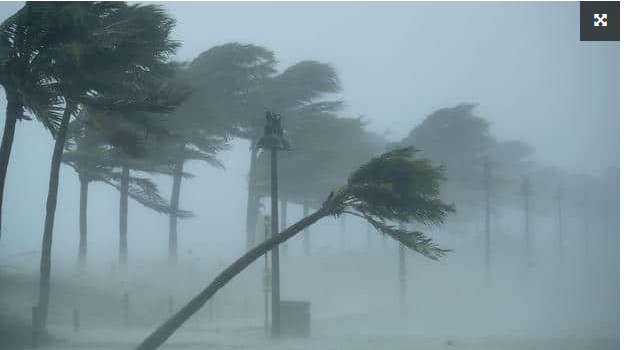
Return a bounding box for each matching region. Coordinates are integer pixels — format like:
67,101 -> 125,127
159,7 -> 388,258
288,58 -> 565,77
263,216 -> 271,336
168,296 -> 174,317
483,162 -> 491,282
123,293 -> 130,329
556,185 -> 563,267
366,221 -> 371,248
522,177 -> 532,269
270,148 -> 280,338
73,309 -> 80,332
398,224 -> 407,314
257,111 -> 290,339
119,166 -> 129,267
583,194 -> 590,261
32,306 -> 39,348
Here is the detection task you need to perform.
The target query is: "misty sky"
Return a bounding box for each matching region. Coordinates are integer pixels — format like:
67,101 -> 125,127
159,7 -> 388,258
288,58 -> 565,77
0,1 -> 620,175
158,1 -> 619,176
0,1 -> 620,264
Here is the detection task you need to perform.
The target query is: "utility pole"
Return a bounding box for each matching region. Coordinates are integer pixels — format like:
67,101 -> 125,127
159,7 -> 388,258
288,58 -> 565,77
483,162 -> 491,282
263,216 -> 271,336
257,111 -> 290,339
583,194 -> 590,261
522,177 -> 532,269
556,185 -> 563,267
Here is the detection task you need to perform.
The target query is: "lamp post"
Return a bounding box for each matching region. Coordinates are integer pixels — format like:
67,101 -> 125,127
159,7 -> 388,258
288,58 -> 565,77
263,216 -> 271,335
256,111 -> 290,338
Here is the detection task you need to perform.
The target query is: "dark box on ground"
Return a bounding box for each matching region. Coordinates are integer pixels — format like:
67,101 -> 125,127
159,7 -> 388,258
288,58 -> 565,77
280,300 -> 310,337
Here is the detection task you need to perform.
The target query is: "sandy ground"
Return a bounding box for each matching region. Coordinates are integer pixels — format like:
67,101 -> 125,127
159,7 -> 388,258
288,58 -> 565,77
34,318 -> 618,350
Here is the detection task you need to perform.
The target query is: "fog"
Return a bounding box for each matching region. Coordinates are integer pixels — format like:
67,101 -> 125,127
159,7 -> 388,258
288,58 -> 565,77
0,2 -> 619,350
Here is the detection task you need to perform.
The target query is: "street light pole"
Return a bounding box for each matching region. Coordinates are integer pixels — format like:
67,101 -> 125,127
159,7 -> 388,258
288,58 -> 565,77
263,216 -> 271,336
270,148 -> 280,338
257,111 -> 290,339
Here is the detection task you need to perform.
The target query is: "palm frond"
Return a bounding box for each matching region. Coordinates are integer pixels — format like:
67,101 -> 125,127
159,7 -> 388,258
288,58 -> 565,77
361,215 -> 449,260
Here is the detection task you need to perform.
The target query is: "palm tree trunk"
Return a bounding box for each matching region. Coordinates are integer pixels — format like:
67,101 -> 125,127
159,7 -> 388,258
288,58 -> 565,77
169,160 -> 184,264
339,214 -> 346,250
119,166 -> 129,267
398,242 -> 407,313
135,209 -> 327,350
78,174 -> 88,269
0,90 -> 20,240
37,104 -> 74,332
245,143 -> 259,249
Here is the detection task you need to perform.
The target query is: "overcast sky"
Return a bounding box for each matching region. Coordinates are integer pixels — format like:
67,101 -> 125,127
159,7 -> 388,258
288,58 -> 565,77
0,1 -> 620,265
158,1 -> 619,176
0,1 -> 619,174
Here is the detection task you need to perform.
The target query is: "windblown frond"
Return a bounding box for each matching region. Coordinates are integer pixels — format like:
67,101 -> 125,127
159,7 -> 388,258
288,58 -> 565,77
362,216 -> 450,260
317,147 -> 454,260
346,147 -> 454,223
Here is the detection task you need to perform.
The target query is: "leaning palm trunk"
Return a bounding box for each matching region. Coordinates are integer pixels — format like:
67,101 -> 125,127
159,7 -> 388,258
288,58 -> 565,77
168,160 -> 184,263
302,203 -> 310,256
0,91 -> 20,240
135,147 -> 453,350
281,199 -> 287,256
136,209 -> 327,350
37,104 -> 74,331
119,166 -> 130,266
78,174 -> 88,268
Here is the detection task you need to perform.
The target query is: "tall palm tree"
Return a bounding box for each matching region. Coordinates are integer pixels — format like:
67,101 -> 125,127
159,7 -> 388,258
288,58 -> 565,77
175,43 -> 277,250
135,147 -> 454,350
243,62 -> 342,249
34,2 -> 179,332
0,3 -> 64,239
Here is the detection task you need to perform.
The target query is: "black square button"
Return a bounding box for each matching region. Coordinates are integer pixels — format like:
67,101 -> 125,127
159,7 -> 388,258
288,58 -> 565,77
580,1 -> 620,41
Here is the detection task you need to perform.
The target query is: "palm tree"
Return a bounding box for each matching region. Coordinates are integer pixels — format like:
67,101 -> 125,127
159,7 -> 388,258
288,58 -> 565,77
399,104 -> 496,230
34,2 -> 179,332
62,118 -> 110,268
135,147 -> 454,350
252,110 -> 386,252
148,49 -> 254,262
243,63 -> 343,249
63,119 -> 189,269
175,43 -> 277,251
0,3 -> 64,239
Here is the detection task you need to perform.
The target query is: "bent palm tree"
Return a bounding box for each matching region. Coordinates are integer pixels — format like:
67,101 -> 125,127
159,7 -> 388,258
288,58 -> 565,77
36,2 -> 179,332
135,147 -> 454,350
0,3 -> 64,239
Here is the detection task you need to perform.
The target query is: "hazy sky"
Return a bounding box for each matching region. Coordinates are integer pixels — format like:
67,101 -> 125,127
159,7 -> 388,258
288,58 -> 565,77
157,1 -> 619,176
0,1 -> 619,175
0,1 -> 620,265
